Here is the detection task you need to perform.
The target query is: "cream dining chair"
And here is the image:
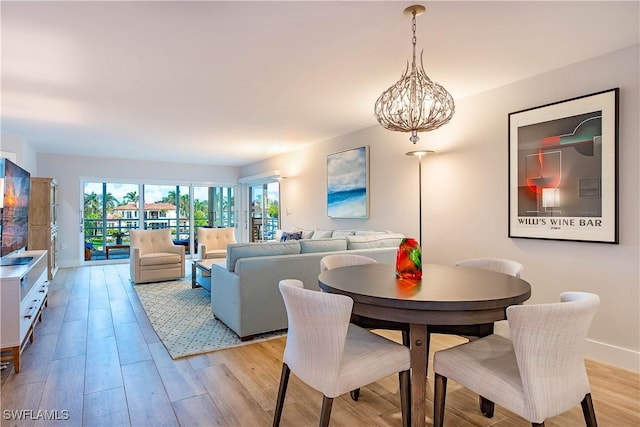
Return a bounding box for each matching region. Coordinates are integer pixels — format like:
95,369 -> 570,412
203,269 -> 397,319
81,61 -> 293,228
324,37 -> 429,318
433,291 -> 600,427
320,254 -> 410,401
427,258 -> 524,344
273,279 -> 411,427
320,254 -> 410,334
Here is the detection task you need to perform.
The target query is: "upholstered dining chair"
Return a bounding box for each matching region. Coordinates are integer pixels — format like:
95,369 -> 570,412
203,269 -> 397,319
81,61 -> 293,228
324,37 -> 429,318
320,253 -> 378,272
320,254 -> 410,401
427,258 -> 524,344
273,279 -> 411,427
130,228 -> 185,284
456,257 -> 524,337
433,291 -> 600,427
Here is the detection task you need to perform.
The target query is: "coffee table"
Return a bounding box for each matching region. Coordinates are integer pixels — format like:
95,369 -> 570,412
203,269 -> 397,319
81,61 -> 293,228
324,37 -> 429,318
191,259 -> 223,292
105,244 -> 130,259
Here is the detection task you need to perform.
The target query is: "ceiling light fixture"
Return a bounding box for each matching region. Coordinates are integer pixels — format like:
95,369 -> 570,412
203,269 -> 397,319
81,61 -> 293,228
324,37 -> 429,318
374,4 -> 455,143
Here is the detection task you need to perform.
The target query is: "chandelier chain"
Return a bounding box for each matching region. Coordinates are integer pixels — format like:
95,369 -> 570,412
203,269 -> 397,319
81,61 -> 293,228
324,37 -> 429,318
411,10 -> 418,71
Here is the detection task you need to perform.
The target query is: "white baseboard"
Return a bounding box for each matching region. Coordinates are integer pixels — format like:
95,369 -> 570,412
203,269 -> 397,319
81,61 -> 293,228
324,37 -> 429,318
585,338 -> 640,373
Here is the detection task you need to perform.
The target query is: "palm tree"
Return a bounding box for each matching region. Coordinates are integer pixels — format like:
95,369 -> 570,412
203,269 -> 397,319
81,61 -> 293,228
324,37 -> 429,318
101,192 -> 119,211
84,192 -> 101,217
123,191 -> 138,204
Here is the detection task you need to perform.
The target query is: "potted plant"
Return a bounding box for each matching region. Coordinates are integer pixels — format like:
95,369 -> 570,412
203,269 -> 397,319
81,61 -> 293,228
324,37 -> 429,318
113,230 -> 126,245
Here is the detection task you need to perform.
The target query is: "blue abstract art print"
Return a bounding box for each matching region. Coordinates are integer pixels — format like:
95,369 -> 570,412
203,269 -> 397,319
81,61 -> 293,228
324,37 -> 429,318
327,146 -> 369,218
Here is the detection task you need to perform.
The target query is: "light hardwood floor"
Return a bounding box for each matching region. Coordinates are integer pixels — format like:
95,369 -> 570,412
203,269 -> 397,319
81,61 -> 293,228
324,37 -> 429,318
1,264 -> 638,426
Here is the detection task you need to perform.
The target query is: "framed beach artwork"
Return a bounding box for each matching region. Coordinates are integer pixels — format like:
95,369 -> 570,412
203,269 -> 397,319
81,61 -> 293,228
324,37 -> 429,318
327,146 -> 369,218
508,88 -> 619,243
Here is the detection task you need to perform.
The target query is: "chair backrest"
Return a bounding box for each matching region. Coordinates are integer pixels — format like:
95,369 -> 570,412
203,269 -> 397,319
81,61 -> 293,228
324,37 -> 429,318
278,279 -> 353,395
130,228 -> 174,254
455,258 -> 523,278
507,291 -> 600,421
197,227 -> 237,250
320,254 -> 377,272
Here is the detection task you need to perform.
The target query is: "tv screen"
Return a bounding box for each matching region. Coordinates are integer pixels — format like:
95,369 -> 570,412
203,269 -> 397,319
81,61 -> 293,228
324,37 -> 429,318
0,158 -> 31,264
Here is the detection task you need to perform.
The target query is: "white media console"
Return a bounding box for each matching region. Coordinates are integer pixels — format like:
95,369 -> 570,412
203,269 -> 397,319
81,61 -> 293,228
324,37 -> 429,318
0,250 -> 49,373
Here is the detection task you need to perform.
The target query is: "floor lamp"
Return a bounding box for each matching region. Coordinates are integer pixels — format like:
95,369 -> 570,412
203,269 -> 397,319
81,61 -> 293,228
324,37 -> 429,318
406,150 -> 434,246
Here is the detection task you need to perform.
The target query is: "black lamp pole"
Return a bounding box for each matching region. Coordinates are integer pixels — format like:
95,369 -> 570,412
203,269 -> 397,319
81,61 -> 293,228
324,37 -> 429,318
406,150 -> 434,246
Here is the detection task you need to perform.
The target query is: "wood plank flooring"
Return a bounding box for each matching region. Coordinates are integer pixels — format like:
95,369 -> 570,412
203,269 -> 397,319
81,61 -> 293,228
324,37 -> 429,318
1,263 -> 639,426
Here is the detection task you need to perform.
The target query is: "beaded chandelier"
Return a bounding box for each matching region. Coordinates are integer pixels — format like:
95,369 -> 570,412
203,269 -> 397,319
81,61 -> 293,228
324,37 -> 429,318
374,5 -> 455,143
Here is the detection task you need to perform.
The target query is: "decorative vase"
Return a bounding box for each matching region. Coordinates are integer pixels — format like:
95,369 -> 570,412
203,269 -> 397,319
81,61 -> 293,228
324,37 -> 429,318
395,238 -> 422,280
116,236 -> 123,245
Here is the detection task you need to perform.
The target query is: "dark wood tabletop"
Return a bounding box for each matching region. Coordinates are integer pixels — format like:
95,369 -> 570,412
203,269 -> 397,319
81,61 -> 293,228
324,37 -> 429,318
319,263 -> 531,320
318,262 -> 532,427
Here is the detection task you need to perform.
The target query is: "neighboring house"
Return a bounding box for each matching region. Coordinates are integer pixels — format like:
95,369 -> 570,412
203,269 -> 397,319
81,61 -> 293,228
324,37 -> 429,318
112,202 -> 179,229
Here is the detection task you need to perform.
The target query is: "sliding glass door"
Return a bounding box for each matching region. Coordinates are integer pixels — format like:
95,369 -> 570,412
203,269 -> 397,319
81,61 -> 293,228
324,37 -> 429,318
83,182 -> 235,261
249,182 -> 280,242
83,182 -> 139,261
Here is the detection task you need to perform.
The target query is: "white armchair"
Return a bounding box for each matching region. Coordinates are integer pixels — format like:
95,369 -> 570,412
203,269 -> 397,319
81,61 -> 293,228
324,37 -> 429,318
197,227 -> 237,260
129,229 -> 185,284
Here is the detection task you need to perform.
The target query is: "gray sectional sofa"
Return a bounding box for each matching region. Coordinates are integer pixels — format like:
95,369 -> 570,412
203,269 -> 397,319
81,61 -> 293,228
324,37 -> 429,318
209,231 -> 404,340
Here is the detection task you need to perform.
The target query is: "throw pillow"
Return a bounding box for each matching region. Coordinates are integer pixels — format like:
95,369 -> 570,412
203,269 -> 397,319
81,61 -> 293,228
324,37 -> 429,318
280,231 -> 303,241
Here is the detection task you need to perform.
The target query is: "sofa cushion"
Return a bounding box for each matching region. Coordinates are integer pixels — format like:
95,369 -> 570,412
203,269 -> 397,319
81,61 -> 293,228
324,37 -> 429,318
346,233 -> 405,250
355,230 -> 390,236
312,229 -> 333,239
299,237 -> 347,254
332,229 -> 356,237
227,241 -> 301,272
139,252 -> 182,266
295,227 -> 315,239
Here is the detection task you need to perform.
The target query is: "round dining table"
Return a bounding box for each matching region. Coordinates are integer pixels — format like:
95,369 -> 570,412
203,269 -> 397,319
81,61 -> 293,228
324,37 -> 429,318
318,263 -> 532,427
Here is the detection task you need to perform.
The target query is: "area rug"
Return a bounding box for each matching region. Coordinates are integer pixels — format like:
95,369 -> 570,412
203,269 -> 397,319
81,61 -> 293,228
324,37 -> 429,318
133,278 -> 286,359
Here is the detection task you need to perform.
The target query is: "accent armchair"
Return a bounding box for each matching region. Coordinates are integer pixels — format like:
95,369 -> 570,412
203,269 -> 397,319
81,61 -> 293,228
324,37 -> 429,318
129,228 -> 185,284
197,227 -> 237,260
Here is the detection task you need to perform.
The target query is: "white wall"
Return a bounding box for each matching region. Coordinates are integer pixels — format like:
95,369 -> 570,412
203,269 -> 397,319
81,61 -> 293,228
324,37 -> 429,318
35,153 -> 240,268
1,134 -> 38,173
242,45 -> 640,371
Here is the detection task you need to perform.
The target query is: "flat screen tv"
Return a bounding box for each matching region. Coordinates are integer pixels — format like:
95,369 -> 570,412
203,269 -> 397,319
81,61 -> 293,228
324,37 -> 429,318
0,158 -> 32,266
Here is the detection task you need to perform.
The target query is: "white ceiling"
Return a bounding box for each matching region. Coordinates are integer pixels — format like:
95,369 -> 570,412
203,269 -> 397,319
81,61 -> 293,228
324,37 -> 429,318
2,1 -> 638,167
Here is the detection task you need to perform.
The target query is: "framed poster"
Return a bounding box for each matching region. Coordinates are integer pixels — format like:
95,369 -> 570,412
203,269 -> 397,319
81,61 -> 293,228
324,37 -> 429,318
508,88 -> 619,243
327,146 -> 369,218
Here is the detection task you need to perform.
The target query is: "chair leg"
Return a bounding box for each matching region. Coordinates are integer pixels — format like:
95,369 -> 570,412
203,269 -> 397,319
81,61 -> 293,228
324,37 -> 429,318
581,393 -> 598,427
479,395 -> 495,418
531,423 -> 545,427
319,396 -> 334,427
425,330 -> 432,374
349,389 -> 360,401
433,373 -> 447,427
399,370 -> 411,427
272,363 -> 290,427
402,329 -> 410,346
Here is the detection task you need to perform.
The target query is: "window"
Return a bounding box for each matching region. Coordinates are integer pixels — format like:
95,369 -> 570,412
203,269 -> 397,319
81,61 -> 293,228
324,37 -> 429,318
83,182 -> 235,261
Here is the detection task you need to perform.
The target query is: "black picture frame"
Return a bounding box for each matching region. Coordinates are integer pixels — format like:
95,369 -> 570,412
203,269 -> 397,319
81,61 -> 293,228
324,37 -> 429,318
508,88 -> 619,243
